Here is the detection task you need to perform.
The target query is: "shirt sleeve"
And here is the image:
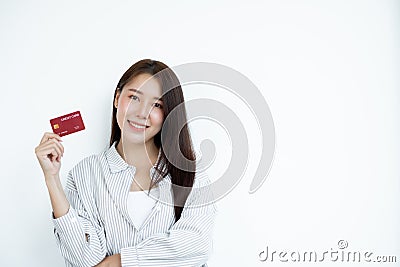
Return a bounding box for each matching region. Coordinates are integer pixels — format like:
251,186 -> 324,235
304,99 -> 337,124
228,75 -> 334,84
120,172 -> 218,267
52,169 -> 107,267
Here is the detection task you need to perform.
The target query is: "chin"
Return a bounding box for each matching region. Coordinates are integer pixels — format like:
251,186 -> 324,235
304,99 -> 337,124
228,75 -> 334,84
122,133 -> 155,144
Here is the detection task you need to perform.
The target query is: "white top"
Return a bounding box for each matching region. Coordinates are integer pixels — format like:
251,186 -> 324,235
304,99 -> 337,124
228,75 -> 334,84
127,187 -> 160,229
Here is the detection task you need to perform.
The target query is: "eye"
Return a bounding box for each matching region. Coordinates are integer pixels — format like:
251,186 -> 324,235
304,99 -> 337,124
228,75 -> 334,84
154,103 -> 163,108
129,95 -> 139,101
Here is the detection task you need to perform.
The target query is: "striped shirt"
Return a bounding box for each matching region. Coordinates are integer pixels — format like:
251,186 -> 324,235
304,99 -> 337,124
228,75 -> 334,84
51,142 -> 217,267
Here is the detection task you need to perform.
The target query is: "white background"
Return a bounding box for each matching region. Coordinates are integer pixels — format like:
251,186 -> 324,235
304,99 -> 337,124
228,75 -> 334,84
0,0 -> 399,266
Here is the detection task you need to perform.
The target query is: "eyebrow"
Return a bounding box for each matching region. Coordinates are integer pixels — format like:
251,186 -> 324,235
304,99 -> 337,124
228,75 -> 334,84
127,88 -> 163,101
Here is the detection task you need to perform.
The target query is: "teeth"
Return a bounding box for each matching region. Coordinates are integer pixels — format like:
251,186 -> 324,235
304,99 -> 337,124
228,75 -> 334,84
129,121 -> 147,129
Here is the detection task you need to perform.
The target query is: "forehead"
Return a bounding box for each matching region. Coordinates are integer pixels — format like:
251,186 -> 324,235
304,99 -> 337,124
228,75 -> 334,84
123,73 -> 162,98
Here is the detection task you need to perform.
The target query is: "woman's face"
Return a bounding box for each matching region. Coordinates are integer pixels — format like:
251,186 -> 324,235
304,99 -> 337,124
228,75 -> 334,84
114,73 -> 164,145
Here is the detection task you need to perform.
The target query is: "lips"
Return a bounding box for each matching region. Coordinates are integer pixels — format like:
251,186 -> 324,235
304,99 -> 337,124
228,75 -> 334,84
127,120 -> 150,129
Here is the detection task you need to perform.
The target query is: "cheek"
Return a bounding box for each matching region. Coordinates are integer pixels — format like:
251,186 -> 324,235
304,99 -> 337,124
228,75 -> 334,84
150,109 -> 164,127
116,99 -> 130,122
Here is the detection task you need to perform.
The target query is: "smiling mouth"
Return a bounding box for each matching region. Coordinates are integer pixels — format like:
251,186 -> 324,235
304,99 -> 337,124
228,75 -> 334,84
128,120 -> 150,129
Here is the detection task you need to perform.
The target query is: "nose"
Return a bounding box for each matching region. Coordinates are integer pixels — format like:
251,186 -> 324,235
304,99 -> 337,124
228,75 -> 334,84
134,100 -> 152,119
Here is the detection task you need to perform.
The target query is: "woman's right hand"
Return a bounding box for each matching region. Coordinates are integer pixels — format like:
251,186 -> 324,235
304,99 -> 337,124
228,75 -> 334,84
35,132 -> 64,179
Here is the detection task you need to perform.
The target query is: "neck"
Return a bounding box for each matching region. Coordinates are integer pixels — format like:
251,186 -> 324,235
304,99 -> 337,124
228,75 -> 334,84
116,139 -> 159,168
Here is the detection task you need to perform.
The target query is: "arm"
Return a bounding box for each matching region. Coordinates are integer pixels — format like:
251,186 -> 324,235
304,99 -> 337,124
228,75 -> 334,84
46,175 -> 70,219
36,133 -> 106,267
120,173 -> 217,267
52,169 -> 107,267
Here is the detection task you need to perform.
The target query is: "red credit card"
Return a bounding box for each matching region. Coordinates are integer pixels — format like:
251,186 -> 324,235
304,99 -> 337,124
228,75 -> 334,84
50,111 -> 85,137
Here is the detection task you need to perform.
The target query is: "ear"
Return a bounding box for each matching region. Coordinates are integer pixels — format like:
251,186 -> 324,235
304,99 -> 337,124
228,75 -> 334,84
114,89 -> 121,109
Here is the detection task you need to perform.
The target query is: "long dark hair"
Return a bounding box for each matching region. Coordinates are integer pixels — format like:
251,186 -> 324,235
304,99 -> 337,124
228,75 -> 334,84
109,59 -> 196,222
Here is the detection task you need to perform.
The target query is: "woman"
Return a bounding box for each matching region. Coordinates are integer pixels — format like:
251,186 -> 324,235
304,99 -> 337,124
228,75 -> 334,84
35,59 -> 217,267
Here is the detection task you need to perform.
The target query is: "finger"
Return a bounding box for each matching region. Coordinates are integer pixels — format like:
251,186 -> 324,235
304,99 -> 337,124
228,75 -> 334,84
49,138 -> 64,155
40,132 -> 62,144
48,142 -> 62,158
40,132 -> 54,144
36,138 -> 64,158
37,143 -> 62,160
38,147 -> 61,161
49,150 -> 58,162
43,148 -> 58,162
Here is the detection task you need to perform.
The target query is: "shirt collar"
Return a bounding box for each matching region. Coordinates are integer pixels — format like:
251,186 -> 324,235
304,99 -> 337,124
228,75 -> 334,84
105,141 -> 164,174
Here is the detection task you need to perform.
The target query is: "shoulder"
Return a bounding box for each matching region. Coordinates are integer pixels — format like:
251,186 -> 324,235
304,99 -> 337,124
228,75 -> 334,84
186,161 -> 216,206
67,147 -> 109,183
70,152 -> 104,173
193,160 -> 212,188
